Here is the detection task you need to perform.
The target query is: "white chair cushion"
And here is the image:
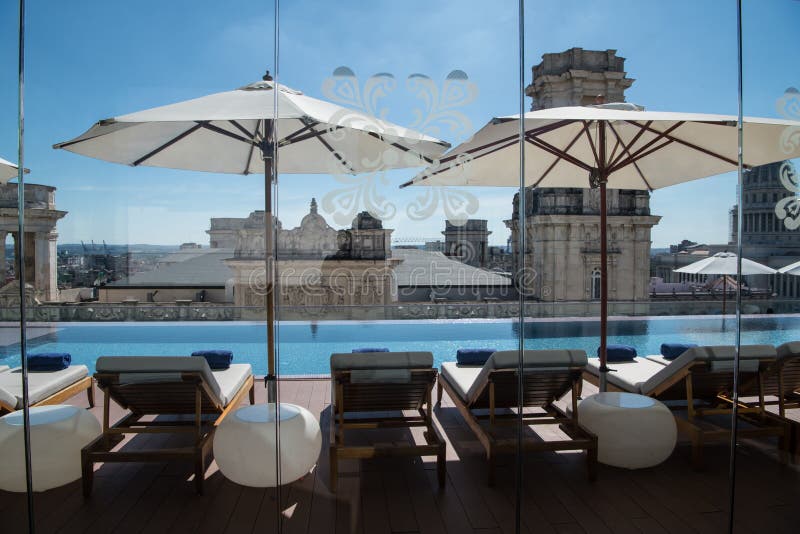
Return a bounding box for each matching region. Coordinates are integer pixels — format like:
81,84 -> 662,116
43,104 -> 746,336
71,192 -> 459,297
0,386 -> 16,409
330,351 -> 433,371
777,341 -> 800,360
0,365 -> 9,373
0,365 -> 89,408
96,356 -> 224,406
212,364 -> 252,406
442,349 -> 587,405
585,357 -> 665,393
440,362 -> 482,402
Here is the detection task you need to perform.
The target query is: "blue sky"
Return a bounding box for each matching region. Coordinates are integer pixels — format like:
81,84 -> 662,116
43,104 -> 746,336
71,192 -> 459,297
0,0 -> 797,247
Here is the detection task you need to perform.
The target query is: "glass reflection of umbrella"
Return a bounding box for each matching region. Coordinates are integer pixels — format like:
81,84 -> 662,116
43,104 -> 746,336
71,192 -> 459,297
403,103 -> 800,391
674,251 -> 776,316
778,259 -> 800,276
54,71 -> 449,401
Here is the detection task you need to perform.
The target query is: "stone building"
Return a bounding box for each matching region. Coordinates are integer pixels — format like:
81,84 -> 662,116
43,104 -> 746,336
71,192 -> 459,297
0,183 -> 66,301
207,218 -> 244,249
443,219 -> 490,268
225,199 -> 397,307
525,48 -> 634,111
506,187 -> 659,301
508,48 -> 660,303
730,160 -> 800,297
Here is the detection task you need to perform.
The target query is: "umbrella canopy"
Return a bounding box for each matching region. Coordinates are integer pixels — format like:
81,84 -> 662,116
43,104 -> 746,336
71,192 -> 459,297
778,259 -> 800,276
674,252 -> 776,276
54,78 -> 449,174
402,103 -> 800,391
402,104 -> 800,189
54,74 -> 450,401
0,157 -> 28,184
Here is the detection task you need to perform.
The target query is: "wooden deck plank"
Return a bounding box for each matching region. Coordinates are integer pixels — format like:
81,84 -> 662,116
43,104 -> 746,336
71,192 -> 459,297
1,378 -> 800,534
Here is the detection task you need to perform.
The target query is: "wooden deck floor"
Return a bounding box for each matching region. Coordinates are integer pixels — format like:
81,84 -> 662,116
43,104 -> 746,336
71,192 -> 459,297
2,378 -> 799,534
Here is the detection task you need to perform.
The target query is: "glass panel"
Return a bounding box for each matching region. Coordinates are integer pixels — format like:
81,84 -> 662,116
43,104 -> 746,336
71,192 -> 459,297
522,1 -> 750,533
3,1 -> 280,531
275,0 -> 520,531
0,0 -> 33,531
736,0 -> 800,530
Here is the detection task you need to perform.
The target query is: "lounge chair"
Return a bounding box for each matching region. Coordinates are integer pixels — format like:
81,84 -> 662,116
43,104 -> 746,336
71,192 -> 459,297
0,364 -> 94,414
737,341 -> 800,417
584,345 -> 789,467
81,356 -> 254,496
329,351 -> 445,492
438,349 -> 597,485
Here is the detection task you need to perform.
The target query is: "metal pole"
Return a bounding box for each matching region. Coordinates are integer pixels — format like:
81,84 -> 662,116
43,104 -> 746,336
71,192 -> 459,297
17,0 -> 35,530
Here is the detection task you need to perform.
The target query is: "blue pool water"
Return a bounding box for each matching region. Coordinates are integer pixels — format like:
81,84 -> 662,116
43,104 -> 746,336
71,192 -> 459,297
1,316 -> 799,375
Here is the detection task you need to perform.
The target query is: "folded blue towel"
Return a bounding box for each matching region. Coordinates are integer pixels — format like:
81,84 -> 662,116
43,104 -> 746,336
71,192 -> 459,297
191,350 -> 233,370
457,348 -> 497,366
28,353 -> 71,372
352,347 -> 390,353
660,343 -> 698,360
598,345 -> 637,362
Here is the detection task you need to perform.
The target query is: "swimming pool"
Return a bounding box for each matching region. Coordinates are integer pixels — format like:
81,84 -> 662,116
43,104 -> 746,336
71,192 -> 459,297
1,315 -> 798,375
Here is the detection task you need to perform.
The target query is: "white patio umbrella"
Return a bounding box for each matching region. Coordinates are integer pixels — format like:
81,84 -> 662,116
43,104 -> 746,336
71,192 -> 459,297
0,156 -> 28,183
777,259 -> 800,276
54,71 -> 450,400
402,103 -> 800,390
674,251 -> 776,315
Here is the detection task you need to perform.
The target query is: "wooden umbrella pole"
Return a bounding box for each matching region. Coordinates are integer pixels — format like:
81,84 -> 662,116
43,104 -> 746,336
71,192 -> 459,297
598,121 -> 609,393
263,119 -> 277,403
599,179 -> 609,392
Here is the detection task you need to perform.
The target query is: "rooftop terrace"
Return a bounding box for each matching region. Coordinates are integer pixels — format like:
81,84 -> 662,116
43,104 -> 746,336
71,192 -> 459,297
1,379 -> 799,534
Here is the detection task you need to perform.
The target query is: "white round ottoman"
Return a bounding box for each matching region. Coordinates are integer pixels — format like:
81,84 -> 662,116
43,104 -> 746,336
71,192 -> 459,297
0,405 -> 101,492
214,403 -> 321,487
579,392 -> 677,469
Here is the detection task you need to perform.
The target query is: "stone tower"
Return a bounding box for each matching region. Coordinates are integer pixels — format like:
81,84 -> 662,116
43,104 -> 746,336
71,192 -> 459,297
508,48 -> 660,304
443,219 -> 491,268
0,183 -> 66,301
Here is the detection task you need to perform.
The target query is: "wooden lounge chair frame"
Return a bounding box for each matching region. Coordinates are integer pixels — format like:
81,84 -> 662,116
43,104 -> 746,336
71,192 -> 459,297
81,371 -> 254,496
438,365 -> 597,486
0,375 -> 94,415
583,360 -> 790,468
742,354 -> 800,417
330,368 -> 445,492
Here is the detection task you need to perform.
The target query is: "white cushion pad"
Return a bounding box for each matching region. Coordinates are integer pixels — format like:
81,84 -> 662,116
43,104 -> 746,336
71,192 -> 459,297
212,364 -> 252,406
585,357 -> 665,393
0,365 -> 89,408
440,362 -> 482,403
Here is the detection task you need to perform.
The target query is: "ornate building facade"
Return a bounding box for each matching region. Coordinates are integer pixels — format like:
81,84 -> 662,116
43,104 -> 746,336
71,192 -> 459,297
224,199 -> 397,307
508,48 -> 660,303
443,219 -> 491,268
0,183 -> 66,301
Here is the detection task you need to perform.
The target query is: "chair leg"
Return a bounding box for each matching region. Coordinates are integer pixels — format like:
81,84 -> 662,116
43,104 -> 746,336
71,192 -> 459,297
81,450 -> 94,498
87,381 -> 95,408
587,441 -> 598,482
436,381 -> 443,406
249,385 -> 256,405
195,450 -> 206,495
437,445 -> 446,489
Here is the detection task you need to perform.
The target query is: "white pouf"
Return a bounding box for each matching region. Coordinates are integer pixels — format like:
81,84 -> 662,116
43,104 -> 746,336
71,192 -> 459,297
579,392 -> 677,469
214,403 -> 321,487
0,405 -> 101,492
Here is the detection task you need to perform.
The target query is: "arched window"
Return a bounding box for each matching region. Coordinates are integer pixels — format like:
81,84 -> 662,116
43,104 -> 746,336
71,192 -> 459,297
590,268 -> 601,300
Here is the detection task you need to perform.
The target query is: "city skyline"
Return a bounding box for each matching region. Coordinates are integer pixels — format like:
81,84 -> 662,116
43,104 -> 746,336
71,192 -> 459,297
1,0 -> 797,248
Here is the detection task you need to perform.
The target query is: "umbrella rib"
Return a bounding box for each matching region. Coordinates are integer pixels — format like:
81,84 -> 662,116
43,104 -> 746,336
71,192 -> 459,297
233,120 -> 258,175
525,136 -> 593,172
531,125 -> 590,187
608,120 -> 653,169
279,123 -> 318,145
365,131 -> 437,164
607,121 -> 654,191
580,121 -> 601,168
610,138 -> 675,175
196,121 -> 253,145
303,122 -> 356,174
607,121 -> 685,173
132,123 -> 204,166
